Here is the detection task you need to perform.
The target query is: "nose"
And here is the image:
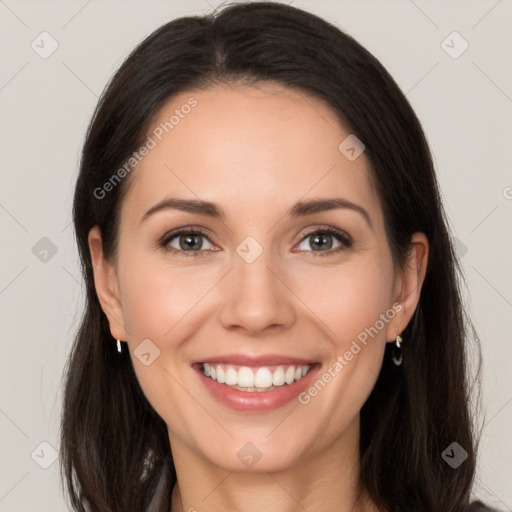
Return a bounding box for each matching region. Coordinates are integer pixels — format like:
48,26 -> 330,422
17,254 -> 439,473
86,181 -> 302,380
218,247 -> 296,336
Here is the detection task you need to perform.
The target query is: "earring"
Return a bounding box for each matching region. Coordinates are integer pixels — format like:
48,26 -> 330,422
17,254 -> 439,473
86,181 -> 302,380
116,339 -> 123,354
392,333 -> 403,366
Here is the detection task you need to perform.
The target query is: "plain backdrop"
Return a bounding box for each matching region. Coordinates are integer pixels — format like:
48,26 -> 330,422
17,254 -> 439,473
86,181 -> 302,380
0,0 -> 511,510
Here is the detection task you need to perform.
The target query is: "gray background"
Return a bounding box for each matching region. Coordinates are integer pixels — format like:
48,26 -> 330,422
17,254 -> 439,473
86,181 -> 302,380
0,0 -> 511,510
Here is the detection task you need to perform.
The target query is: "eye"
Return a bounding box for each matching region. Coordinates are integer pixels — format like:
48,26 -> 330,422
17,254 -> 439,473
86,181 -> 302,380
158,225 -> 352,257
160,227 -> 216,257
295,226 -> 352,255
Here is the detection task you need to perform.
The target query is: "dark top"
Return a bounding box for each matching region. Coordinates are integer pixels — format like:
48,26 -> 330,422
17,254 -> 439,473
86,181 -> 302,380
469,501 -> 500,511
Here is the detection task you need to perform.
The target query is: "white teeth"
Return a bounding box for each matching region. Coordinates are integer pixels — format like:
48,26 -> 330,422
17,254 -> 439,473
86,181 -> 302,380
238,367 -> 255,387
272,367 -> 286,386
225,367 -> 238,385
201,363 -> 312,391
254,368 -> 273,388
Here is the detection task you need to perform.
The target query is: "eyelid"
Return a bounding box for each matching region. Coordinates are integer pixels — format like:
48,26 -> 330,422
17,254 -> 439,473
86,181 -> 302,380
297,224 -> 351,243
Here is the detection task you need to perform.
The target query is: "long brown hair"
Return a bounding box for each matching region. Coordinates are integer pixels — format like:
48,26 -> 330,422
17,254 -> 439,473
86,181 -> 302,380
60,2 -> 484,511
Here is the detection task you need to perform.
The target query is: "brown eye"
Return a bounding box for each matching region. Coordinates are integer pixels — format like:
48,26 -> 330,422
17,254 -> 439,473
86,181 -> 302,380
174,233 -> 206,251
160,228 -> 215,257
296,227 -> 352,255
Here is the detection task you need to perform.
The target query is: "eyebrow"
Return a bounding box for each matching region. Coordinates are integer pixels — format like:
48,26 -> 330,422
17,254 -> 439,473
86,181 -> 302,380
140,197 -> 373,230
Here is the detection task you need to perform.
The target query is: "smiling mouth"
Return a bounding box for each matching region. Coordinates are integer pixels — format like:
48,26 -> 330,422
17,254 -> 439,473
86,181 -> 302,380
197,362 -> 314,392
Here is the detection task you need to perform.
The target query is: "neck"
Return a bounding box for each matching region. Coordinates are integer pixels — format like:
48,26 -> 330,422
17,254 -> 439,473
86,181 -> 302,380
168,415 -> 379,512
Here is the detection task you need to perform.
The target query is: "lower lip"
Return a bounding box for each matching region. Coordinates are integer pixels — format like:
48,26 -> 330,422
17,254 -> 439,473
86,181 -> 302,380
193,364 -> 321,412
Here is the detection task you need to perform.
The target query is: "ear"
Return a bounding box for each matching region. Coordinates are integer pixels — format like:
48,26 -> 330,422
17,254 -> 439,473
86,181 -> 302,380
88,226 -> 129,341
386,232 -> 429,342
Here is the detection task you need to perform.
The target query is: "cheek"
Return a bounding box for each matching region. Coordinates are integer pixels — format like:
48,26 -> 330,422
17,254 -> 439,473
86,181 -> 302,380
291,260 -> 394,447
117,254 -> 218,414
118,254 -> 210,341
116,256 -> 207,438
291,254 -> 395,347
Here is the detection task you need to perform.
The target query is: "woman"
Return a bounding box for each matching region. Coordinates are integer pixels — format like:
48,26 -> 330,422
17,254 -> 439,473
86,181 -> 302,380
60,2 -> 494,511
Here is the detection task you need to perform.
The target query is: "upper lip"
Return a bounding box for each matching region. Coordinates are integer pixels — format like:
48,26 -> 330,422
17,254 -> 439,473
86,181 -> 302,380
194,354 -> 317,367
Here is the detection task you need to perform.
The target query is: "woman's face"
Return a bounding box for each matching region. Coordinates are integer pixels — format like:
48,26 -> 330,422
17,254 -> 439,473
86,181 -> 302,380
90,83 -> 425,473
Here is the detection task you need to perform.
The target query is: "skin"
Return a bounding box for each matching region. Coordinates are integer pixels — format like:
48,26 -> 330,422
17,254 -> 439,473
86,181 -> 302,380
89,82 -> 428,512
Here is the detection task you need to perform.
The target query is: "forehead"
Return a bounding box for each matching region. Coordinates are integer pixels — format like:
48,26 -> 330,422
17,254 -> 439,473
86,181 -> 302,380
121,83 -> 380,224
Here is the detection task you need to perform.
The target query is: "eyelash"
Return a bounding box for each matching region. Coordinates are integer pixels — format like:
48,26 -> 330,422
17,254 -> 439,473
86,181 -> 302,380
158,225 -> 353,258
